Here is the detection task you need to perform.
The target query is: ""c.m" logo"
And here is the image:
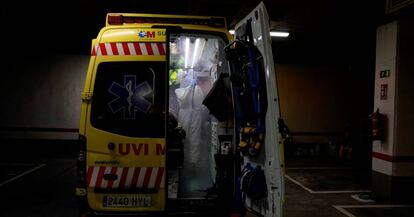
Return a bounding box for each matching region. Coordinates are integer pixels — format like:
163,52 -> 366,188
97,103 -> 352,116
138,31 -> 156,38
146,31 -> 155,38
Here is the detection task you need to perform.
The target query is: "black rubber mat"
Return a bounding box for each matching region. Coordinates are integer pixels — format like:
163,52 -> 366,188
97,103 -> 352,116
286,168 -> 371,191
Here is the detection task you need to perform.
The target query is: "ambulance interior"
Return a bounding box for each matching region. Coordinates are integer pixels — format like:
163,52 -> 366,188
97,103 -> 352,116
167,33 -> 234,199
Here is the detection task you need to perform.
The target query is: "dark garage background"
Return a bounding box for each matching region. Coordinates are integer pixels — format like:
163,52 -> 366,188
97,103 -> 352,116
0,0 -> 387,145
1,0 -> 414,216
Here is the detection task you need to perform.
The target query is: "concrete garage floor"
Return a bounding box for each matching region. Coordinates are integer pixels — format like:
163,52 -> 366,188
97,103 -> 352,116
0,140 -> 413,217
283,178 -> 414,217
0,157 -> 78,217
283,157 -> 414,217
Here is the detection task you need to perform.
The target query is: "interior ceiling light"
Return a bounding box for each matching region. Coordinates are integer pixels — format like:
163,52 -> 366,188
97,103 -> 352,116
197,39 -> 206,64
229,29 -> 289,38
184,37 -> 190,68
191,39 -> 200,68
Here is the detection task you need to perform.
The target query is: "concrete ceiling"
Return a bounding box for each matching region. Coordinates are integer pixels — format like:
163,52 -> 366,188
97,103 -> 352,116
1,0 -> 389,63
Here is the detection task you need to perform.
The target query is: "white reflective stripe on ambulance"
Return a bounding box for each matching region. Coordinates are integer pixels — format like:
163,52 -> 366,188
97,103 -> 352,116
139,43 -> 148,55
136,167 -> 146,188
124,167 -> 134,188
93,44 -> 100,56
105,43 -> 113,56
91,42 -> 166,56
86,166 -> 165,189
128,43 -> 136,55
88,166 -> 100,188
151,43 -> 159,55
116,43 -> 125,55
148,167 -> 158,188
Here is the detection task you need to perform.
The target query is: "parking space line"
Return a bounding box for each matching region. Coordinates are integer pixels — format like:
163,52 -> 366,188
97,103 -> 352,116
333,205 -> 356,217
333,205 -> 414,217
350,194 -> 375,203
0,163 -> 46,187
285,175 -> 371,194
285,174 -> 314,193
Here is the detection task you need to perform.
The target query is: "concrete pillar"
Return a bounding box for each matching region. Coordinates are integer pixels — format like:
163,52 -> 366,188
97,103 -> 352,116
372,19 -> 414,203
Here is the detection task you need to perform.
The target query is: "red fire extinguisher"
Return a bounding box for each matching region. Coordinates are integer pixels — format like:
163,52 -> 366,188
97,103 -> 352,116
370,108 -> 386,141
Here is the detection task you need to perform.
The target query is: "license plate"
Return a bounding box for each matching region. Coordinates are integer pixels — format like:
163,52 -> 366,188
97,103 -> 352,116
103,196 -> 151,207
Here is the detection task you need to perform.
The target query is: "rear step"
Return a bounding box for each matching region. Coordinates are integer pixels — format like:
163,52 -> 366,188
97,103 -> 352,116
167,198 -> 231,215
94,188 -> 159,194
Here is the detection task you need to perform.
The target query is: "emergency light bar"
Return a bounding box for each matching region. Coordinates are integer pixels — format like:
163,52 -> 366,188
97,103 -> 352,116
107,14 -> 226,28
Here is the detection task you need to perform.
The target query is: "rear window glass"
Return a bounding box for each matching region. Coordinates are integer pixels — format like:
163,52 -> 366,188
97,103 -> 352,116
91,62 -> 166,138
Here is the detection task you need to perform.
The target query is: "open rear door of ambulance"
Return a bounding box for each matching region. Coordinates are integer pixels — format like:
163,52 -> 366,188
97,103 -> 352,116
231,2 -> 284,217
84,24 -> 168,214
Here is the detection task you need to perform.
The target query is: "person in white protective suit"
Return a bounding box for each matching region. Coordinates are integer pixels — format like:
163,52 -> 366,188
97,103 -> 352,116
175,78 -> 204,164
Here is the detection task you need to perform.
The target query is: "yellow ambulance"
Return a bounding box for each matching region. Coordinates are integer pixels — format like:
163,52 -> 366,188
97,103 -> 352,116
76,2 -> 284,216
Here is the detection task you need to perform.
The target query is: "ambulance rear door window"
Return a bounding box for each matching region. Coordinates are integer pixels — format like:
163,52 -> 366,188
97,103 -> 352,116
91,62 -> 166,138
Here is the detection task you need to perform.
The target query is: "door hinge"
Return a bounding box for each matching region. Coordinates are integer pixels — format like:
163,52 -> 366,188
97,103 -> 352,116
82,92 -> 93,102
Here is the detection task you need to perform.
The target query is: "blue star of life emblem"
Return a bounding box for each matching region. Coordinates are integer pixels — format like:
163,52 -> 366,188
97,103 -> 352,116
138,31 -> 147,38
108,75 -> 153,120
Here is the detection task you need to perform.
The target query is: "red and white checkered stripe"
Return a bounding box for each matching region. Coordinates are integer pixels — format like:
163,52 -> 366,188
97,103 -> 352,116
91,42 -> 166,56
86,166 -> 165,189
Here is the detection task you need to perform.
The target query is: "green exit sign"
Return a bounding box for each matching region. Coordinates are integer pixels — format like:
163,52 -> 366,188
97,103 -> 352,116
380,70 -> 390,78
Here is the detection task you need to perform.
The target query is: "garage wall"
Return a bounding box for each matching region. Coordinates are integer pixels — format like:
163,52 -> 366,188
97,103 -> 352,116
0,55 -> 89,140
395,18 -> 414,160
276,63 -> 373,143
0,57 -> 373,142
